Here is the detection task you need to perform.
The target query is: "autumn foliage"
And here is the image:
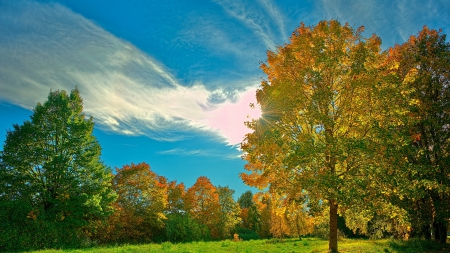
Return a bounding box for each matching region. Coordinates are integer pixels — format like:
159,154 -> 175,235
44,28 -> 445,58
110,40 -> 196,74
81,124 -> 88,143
242,20 -> 450,252
99,163 -> 168,243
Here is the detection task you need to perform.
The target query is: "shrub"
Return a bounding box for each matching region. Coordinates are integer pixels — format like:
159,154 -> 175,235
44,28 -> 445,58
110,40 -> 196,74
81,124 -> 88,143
164,214 -> 211,242
237,227 -> 260,240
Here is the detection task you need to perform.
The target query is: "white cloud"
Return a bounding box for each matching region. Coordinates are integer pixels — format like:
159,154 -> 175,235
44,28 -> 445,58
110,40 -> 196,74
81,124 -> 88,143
258,0 -> 287,40
0,1 -> 260,145
213,0 -> 283,50
317,0 -> 450,49
158,148 -> 241,160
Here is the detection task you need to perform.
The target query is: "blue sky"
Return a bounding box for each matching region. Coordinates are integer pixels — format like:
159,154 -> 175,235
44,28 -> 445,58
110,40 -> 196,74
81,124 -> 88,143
1,0 -> 449,198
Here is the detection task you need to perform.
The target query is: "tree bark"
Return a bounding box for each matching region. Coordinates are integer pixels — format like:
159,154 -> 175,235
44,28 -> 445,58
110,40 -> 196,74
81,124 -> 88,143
329,199 -> 338,253
422,225 -> 431,240
433,221 -> 448,244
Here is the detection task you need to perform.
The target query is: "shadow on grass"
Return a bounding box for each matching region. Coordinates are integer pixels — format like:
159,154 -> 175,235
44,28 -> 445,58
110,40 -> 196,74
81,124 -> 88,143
264,236 -> 317,244
388,238 -> 449,253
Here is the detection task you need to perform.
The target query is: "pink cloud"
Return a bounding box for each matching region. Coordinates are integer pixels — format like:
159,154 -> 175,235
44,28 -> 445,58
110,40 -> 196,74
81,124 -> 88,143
207,88 -> 261,145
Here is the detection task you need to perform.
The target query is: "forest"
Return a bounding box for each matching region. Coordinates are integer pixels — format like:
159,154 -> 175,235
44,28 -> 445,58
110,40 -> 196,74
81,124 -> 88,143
0,20 -> 449,252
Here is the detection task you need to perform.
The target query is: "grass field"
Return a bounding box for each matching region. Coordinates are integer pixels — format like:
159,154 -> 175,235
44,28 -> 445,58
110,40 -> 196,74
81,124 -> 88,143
29,237 -> 449,253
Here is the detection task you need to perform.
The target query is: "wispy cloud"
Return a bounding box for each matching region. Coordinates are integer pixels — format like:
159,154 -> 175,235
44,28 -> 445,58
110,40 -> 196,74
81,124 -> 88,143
158,148 -> 241,160
0,1 -> 260,144
317,0 -> 450,48
158,148 -> 207,156
258,0 -> 287,40
121,144 -> 139,147
176,15 -> 262,81
213,0 -> 285,50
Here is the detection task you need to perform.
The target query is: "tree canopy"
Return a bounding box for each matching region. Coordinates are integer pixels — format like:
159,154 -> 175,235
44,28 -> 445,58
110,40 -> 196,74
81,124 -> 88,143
241,20 -> 391,252
388,26 -> 450,243
0,89 -> 116,250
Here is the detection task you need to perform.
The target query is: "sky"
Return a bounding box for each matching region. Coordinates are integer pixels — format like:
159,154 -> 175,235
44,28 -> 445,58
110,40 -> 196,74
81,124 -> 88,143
1,0 -> 449,198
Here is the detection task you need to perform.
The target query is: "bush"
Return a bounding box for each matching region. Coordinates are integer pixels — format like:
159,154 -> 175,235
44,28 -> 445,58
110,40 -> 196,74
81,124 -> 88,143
164,214 -> 211,242
0,200 -> 85,251
237,227 -> 260,240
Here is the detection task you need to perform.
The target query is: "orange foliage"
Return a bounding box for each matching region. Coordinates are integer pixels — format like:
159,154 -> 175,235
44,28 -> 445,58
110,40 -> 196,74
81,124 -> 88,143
184,176 -> 221,238
106,162 -> 168,242
239,207 -> 249,227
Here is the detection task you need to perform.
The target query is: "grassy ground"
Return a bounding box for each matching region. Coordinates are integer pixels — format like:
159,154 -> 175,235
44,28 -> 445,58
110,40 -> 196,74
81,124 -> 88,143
29,237 -> 449,253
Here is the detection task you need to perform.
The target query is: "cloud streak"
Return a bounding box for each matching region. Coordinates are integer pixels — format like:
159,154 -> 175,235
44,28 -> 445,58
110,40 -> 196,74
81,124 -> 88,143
158,148 -> 241,160
213,0 -> 286,50
0,1 -> 260,144
317,0 -> 450,48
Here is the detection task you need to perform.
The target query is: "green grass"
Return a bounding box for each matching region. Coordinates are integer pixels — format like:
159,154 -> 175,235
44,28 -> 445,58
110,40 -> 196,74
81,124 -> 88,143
28,237 -> 449,253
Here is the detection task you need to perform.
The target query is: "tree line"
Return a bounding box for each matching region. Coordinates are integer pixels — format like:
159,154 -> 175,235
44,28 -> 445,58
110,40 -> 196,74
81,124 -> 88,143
1,20 -> 449,252
0,89 -> 311,251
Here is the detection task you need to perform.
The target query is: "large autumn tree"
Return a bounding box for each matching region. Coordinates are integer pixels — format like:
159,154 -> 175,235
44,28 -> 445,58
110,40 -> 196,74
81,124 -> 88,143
388,27 -> 450,243
241,20 -> 386,252
0,89 -> 116,250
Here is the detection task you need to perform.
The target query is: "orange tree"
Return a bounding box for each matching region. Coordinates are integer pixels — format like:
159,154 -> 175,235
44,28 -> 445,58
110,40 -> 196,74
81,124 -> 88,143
241,20 -> 386,252
184,176 -> 221,239
108,162 -> 167,243
164,180 -> 211,242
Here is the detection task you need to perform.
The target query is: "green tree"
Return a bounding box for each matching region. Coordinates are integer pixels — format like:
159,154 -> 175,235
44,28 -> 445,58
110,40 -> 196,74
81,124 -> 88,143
164,212 -> 211,242
0,89 -> 116,250
388,26 -> 450,243
166,180 -> 186,215
217,186 -> 241,239
237,190 -> 261,236
238,190 -> 254,209
241,20 -> 385,252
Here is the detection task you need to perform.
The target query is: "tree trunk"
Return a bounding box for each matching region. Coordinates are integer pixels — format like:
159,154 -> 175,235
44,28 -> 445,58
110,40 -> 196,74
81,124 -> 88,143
422,225 -> 431,240
329,199 -> 338,253
433,221 -> 448,244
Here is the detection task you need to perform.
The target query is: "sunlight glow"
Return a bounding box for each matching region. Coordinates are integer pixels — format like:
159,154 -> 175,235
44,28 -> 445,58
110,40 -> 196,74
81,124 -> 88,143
206,88 -> 261,145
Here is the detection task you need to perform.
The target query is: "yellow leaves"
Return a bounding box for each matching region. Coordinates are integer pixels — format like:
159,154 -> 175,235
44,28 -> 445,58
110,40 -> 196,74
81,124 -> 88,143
402,68 -> 418,85
408,98 -> 421,106
156,212 -> 167,220
389,61 -> 400,70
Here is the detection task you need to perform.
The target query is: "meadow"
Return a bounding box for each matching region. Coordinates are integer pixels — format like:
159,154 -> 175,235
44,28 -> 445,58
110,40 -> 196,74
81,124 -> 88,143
30,237 -> 448,253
